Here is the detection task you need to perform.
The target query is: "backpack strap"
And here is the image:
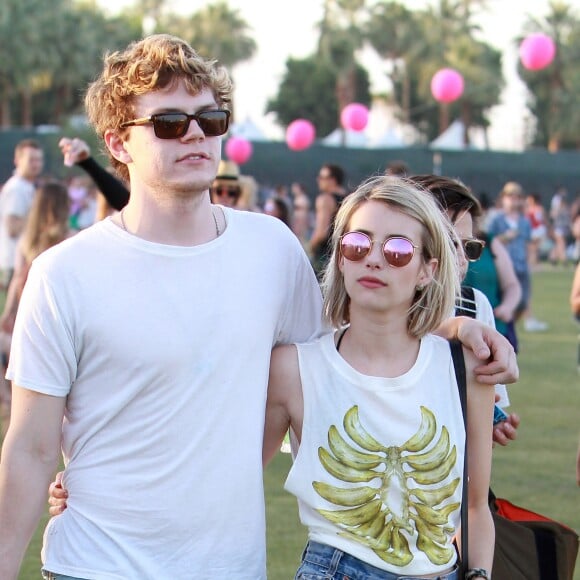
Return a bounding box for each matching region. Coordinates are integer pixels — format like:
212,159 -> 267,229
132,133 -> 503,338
455,286 -> 477,319
450,339 -> 468,577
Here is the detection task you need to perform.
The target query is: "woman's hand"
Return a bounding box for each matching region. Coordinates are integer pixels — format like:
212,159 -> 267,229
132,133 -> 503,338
47,471 -> 68,516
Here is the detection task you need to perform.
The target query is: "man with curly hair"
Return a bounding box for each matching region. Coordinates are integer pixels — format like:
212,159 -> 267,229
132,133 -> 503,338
0,35 -> 323,580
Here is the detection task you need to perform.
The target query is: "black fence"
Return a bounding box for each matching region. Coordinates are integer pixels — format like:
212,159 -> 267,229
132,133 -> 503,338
1,129 -> 579,207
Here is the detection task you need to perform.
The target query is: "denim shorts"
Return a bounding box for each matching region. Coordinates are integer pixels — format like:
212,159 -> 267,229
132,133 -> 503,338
41,571 -> 87,580
295,541 -> 459,580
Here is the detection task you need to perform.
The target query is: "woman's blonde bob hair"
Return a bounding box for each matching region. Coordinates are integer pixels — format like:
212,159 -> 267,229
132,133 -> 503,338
85,34 -> 233,183
321,175 -> 460,338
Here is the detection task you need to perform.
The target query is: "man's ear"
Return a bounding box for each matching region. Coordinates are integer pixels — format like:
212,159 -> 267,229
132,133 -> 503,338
105,130 -> 132,165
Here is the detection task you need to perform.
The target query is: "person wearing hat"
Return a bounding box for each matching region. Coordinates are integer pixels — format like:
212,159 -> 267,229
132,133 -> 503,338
210,160 -> 242,208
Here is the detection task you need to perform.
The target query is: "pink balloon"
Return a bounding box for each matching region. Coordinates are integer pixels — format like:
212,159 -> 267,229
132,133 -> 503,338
225,137 -> 253,165
519,34 -> 556,71
340,103 -> 369,132
430,68 -> 464,103
286,119 -> 316,151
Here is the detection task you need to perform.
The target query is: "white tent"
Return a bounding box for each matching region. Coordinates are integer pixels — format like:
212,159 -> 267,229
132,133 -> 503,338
430,120 -> 487,150
321,128 -> 368,148
229,117 -> 268,141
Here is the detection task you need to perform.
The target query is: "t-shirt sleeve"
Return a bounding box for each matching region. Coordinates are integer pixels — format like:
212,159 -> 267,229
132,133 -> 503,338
474,289 -> 510,407
6,259 -> 76,396
474,289 -> 495,328
4,185 -> 29,218
275,235 -> 323,345
487,216 -> 501,236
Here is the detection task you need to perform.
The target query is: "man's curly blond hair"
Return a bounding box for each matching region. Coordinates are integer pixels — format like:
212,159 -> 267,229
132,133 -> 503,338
85,34 -> 232,183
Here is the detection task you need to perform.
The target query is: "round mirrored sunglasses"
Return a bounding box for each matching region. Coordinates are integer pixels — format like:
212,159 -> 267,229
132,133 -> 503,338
340,231 -> 418,267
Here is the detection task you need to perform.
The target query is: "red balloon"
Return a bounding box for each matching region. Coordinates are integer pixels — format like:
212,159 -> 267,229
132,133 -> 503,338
519,34 -> 556,71
225,137 -> 253,165
286,119 -> 316,151
340,103 -> 369,132
430,68 -> 464,103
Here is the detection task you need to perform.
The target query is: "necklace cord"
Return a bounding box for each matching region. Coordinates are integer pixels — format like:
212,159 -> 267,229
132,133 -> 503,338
119,207 -> 221,238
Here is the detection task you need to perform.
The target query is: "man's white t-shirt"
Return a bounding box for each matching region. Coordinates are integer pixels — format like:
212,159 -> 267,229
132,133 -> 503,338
0,174 -> 35,270
8,208 -> 323,580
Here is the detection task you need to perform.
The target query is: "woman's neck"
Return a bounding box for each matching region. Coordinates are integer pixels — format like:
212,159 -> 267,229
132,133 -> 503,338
338,312 -> 420,378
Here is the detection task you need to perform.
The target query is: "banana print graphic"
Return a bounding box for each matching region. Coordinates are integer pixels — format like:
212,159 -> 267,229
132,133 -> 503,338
313,405 -> 460,567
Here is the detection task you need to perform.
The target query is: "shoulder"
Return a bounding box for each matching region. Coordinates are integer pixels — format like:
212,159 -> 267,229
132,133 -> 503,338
488,214 -> 503,229
459,345 -> 488,391
226,206 -> 286,232
3,175 -> 31,195
31,221 -> 108,269
271,343 -> 299,367
315,192 -> 337,210
1,175 -> 20,193
473,289 -> 495,325
422,333 -> 449,355
227,207 -> 305,255
270,344 -> 301,395
473,287 -> 489,303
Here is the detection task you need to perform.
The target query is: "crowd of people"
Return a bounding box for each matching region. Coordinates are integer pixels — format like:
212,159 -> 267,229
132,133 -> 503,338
0,32 -> 575,580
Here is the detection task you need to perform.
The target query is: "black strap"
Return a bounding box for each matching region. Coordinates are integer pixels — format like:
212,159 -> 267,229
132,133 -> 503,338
450,339 -> 468,577
335,327 -> 348,352
455,286 -> 477,319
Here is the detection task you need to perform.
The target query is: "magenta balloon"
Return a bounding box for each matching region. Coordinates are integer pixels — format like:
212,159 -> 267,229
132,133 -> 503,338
430,68 -> 465,103
225,137 -> 253,164
340,103 -> 369,132
519,34 -> 556,71
286,119 -> 316,151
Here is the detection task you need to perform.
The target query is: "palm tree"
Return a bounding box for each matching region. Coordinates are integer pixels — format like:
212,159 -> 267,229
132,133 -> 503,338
366,2 -> 424,124
367,0 -> 502,143
175,1 -> 257,71
0,0 -> 52,126
317,0 -> 370,140
518,1 -> 580,150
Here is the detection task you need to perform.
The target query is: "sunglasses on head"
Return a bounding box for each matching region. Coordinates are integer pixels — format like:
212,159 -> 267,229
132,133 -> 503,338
211,184 -> 240,199
120,109 -> 230,139
454,238 -> 485,261
340,231 -> 419,267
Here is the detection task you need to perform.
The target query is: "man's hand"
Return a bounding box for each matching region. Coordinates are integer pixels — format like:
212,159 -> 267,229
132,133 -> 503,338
455,317 -> 519,385
47,471 -> 68,516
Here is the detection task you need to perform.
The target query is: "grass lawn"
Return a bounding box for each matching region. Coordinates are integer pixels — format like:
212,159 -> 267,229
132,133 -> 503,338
3,266 -> 579,579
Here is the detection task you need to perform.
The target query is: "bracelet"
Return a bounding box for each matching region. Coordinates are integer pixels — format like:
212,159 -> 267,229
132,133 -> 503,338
465,569 -> 490,580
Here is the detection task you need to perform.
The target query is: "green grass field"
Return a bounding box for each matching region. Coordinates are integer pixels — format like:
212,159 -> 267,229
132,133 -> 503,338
3,267 -> 578,579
